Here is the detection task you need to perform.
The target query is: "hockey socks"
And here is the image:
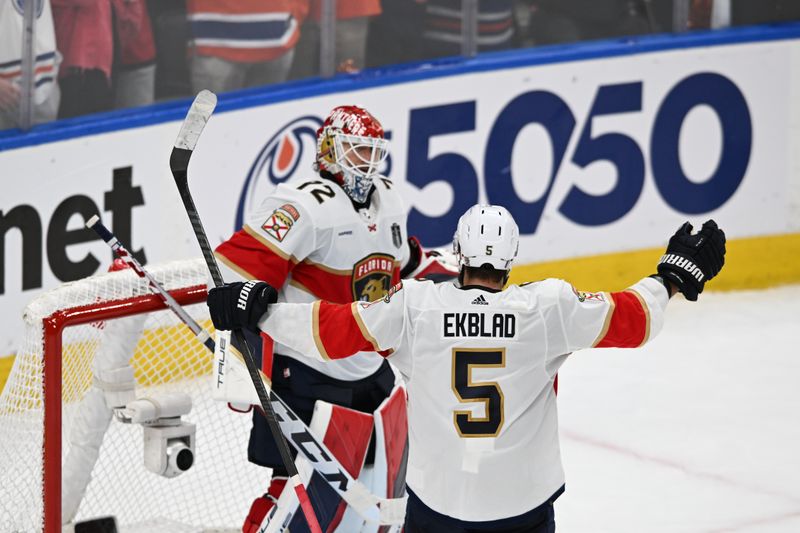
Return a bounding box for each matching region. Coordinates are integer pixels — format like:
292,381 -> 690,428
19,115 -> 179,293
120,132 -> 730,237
242,476 -> 288,533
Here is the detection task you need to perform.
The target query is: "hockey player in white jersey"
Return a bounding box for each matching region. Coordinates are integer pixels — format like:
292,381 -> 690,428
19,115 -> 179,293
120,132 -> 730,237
208,205 -> 726,532
213,105 -> 456,532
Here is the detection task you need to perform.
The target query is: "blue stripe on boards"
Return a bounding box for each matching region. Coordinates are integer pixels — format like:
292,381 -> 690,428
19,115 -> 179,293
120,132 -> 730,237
191,19 -> 291,41
2,22 -> 800,151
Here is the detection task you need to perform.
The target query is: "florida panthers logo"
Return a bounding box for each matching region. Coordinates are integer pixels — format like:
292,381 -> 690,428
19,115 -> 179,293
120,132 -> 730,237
236,116 -> 323,229
352,253 -> 396,302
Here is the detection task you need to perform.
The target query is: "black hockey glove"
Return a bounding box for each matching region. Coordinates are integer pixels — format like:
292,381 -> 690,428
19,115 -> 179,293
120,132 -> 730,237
207,281 -> 278,333
657,220 -> 726,301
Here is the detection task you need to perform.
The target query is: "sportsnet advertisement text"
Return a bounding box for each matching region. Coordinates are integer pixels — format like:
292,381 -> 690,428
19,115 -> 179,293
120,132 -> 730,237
1,28 -> 799,354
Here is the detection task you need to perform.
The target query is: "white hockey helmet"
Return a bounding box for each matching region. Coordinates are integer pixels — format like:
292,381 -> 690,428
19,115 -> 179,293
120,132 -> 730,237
453,204 -> 519,271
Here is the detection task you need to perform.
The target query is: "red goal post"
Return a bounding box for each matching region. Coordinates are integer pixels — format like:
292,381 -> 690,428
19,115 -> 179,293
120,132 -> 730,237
0,259 -> 266,533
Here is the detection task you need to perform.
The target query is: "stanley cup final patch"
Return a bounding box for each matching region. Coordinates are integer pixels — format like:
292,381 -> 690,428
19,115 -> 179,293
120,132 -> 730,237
262,204 -> 300,242
391,223 -> 403,248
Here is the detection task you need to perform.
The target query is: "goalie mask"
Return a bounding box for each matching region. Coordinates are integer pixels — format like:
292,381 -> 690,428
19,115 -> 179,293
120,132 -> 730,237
315,105 -> 389,204
453,204 -> 519,272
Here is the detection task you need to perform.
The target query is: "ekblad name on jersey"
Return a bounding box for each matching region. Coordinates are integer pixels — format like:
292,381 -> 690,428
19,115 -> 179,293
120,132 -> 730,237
258,276 -> 669,522
215,175 -> 409,380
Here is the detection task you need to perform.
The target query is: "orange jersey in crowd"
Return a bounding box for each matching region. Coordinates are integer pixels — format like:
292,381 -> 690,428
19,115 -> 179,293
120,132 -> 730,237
186,0 -> 308,62
308,0 -> 381,21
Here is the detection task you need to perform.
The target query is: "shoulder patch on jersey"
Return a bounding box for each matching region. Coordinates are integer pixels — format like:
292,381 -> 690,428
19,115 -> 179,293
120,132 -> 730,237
391,223 -> 403,248
575,288 -> 604,302
261,205 -> 299,242
278,203 -> 300,221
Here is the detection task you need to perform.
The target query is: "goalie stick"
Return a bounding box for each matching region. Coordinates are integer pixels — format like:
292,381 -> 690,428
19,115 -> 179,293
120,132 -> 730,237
87,215 -> 406,527
169,90 -> 323,533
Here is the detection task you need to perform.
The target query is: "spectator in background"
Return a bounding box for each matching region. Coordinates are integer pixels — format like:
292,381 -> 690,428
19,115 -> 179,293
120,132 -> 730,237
0,0 -> 60,130
525,0 -> 656,45
187,0 -> 307,94
52,0 -> 114,119
731,0 -> 800,25
111,0 -> 156,109
288,0 -> 381,79
366,0 -> 515,68
422,0 -> 515,56
365,0 -> 427,67
146,0 -> 192,100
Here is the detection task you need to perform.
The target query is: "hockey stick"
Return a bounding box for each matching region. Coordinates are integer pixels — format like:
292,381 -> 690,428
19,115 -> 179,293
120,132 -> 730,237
86,216 -> 406,527
85,215 -> 214,352
168,90 -> 324,533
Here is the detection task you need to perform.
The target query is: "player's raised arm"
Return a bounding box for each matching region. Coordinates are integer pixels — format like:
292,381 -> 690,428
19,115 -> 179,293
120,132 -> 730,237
206,280 -> 408,362
543,220 -> 726,353
400,235 -> 460,282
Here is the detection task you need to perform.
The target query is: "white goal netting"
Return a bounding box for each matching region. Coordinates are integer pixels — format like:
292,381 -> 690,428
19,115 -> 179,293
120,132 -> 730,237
0,259 -> 266,533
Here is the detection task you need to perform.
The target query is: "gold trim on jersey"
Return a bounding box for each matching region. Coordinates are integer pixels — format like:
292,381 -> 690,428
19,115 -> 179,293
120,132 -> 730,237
351,302 -> 381,352
243,224 -> 300,264
215,251 -> 256,281
311,301 -> 331,361
288,278 -> 313,295
591,292 -> 615,348
301,258 -> 352,276
624,288 -> 651,346
451,348 -> 506,438
300,256 -> 402,276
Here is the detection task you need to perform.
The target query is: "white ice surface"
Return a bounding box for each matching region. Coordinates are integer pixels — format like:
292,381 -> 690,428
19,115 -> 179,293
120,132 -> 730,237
554,285 -> 800,532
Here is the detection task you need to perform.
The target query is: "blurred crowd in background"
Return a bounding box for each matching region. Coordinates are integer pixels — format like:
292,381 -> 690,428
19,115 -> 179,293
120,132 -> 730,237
2,0 -> 799,132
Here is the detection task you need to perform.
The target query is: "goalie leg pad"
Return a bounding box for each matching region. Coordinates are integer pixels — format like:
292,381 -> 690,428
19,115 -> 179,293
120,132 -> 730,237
259,401 -> 374,532
372,384 -> 409,501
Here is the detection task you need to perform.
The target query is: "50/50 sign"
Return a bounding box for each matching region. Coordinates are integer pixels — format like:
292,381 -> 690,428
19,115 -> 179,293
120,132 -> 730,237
407,72 -> 752,246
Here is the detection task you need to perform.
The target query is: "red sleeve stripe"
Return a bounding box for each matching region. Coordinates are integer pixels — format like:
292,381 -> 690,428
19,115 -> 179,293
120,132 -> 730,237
215,251 -> 255,280
214,226 -> 296,288
591,292 -> 615,348
626,289 -> 651,346
593,290 -> 650,348
291,263 -> 353,303
352,304 -> 381,352
312,301 -> 376,360
243,224 -> 298,263
312,301 -> 330,361
302,258 -> 352,275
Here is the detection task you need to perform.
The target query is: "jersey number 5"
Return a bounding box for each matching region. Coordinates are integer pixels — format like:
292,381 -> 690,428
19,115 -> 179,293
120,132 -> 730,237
451,348 -> 505,438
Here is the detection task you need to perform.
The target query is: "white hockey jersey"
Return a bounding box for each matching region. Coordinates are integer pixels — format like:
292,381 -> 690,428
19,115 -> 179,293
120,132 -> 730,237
0,0 -> 59,107
215,175 -> 409,381
259,276 -> 670,522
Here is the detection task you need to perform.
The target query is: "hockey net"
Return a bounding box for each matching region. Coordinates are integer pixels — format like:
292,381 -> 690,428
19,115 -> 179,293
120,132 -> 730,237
0,259 -> 266,533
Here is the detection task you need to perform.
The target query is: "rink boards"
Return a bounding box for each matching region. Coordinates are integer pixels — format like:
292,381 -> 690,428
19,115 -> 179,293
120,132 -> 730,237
1,23 -> 800,361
